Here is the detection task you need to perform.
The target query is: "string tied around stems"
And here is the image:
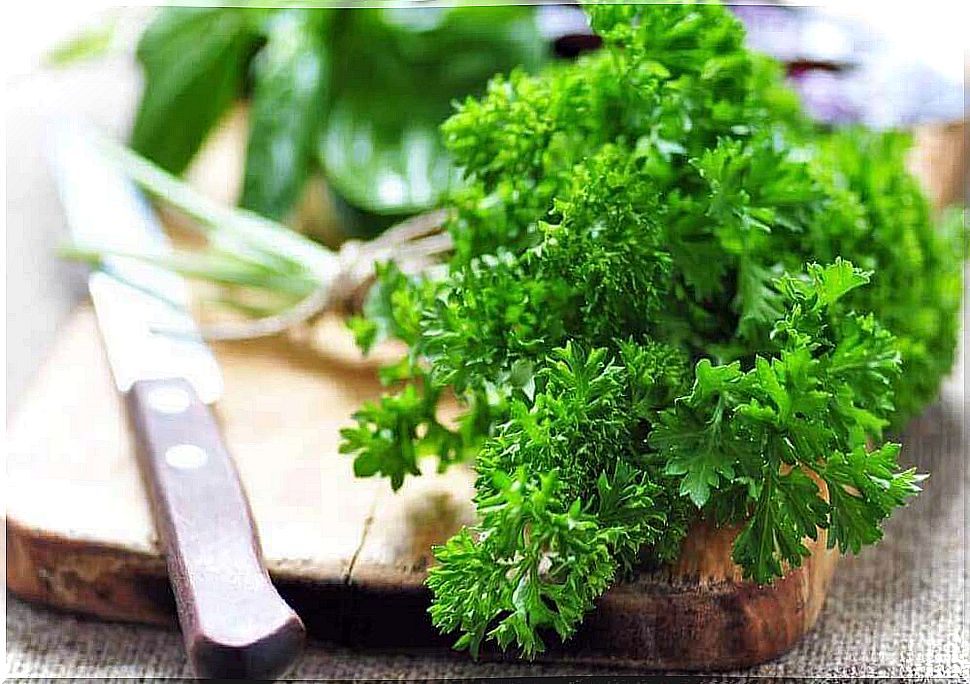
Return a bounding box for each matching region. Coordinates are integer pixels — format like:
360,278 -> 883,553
193,209 -> 453,342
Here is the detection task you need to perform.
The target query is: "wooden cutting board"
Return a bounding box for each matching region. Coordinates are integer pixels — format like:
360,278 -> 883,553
6,305 -> 838,671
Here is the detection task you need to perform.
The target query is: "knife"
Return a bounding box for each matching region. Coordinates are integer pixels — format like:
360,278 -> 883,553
51,123 -> 305,679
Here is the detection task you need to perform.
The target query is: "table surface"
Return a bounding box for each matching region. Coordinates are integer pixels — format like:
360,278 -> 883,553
5,54 -> 968,681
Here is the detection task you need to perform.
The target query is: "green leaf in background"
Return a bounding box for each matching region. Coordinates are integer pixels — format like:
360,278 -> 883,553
128,5 -> 548,230
320,6 -> 547,234
131,7 -> 262,174
44,14 -> 119,68
239,9 -> 332,221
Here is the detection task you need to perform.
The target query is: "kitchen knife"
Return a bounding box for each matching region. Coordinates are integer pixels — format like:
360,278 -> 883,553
50,123 -> 305,680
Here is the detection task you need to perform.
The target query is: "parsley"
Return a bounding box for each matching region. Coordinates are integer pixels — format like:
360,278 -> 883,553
342,3 -> 959,657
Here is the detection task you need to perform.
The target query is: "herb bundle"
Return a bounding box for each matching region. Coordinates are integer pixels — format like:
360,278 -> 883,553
339,3 -> 963,657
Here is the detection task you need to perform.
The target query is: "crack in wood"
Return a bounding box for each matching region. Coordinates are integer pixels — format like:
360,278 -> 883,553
344,488 -> 382,585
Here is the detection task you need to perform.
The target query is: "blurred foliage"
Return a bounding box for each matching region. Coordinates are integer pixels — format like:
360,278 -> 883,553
130,6 -> 547,231
44,16 -> 120,67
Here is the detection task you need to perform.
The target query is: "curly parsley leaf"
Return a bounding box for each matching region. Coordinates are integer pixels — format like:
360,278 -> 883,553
653,260 -> 919,583
428,344 -> 685,658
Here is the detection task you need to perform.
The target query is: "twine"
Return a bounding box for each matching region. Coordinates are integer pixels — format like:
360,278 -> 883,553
195,209 -> 453,341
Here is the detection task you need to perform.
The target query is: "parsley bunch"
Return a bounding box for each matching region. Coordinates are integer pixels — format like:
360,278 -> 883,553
341,4 -> 960,657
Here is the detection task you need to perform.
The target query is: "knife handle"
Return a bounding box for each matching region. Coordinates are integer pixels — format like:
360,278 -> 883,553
125,377 -> 304,679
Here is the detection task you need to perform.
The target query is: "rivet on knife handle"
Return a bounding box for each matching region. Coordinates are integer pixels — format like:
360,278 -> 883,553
126,377 -> 305,679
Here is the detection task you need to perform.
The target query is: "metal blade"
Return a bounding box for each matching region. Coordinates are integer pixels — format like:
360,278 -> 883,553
51,122 -> 223,403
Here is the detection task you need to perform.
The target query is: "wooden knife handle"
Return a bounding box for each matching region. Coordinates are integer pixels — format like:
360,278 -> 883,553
125,377 -> 304,679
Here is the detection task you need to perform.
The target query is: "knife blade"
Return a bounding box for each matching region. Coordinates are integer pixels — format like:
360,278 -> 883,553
51,122 -> 305,679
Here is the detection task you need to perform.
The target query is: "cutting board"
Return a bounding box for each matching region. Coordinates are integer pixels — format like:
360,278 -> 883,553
6,305 -> 838,671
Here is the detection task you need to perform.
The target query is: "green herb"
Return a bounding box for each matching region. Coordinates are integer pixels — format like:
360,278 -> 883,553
67,139 -> 338,318
131,8 -> 263,177
340,3 -> 961,658
130,6 -> 546,229
322,7 -> 545,231
239,10 -> 331,221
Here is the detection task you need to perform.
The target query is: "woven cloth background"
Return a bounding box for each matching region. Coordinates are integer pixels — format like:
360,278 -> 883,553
7,356 -> 967,679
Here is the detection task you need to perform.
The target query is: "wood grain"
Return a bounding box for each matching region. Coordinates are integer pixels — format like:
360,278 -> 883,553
5,306 -> 839,670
